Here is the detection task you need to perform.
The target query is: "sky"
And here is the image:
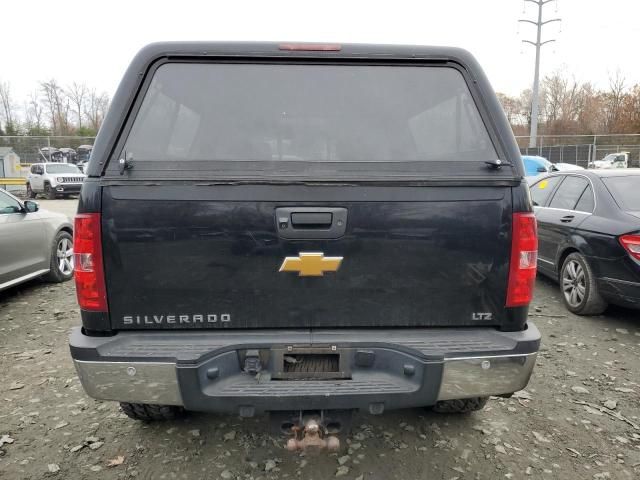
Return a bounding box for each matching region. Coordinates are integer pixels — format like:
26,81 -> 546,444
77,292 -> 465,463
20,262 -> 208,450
2,0 -> 640,105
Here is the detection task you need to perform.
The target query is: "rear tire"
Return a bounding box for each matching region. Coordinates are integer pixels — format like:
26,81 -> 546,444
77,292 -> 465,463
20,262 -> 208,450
560,252 -> 607,315
26,183 -> 37,198
120,402 -> 185,421
45,182 -> 56,199
432,397 -> 489,413
44,231 -> 74,283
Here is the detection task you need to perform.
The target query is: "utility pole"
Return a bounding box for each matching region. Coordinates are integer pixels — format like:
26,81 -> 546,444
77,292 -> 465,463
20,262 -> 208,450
520,0 -> 560,148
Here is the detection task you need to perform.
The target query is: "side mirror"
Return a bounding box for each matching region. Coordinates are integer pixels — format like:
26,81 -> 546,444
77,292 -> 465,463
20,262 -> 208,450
24,200 -> 39,213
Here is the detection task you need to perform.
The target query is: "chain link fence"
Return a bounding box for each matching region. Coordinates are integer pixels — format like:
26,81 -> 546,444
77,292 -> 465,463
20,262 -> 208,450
0,136 -> 96,165
1,134 -> 639,188
515,134 -> 640,168
0,136 -> 96,193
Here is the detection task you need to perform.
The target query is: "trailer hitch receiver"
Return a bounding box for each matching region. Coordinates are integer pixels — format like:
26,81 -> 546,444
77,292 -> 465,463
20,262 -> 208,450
285,419 -> 340,453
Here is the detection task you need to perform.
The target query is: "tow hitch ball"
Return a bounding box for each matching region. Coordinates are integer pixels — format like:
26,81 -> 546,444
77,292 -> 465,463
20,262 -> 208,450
285,419 -> 340,452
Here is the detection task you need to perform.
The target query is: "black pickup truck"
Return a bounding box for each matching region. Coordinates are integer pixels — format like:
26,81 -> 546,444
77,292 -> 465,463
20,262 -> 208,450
70,42 -> 540,438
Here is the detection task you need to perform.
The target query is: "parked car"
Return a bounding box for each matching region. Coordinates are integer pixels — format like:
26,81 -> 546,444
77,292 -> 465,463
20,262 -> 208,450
76,145 -> 93,171
59,147 -> 77,164
523,158 -> 583,181
523,155 -> 556,176
530,169 -> 640,314
0,188 -> 74,291
26,163 -> 86,199
77,145 -> 93,162
39,147 -> 64,163
588,152 -> 629,169
69,42 -> 541,433
553,162 -> 585,172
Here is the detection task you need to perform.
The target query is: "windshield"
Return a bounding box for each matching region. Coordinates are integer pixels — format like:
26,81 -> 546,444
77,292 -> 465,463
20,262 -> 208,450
601,154 -> 624,163
45,164 -> 81,174
123,63 -> 498,175
603,176 -> 640,210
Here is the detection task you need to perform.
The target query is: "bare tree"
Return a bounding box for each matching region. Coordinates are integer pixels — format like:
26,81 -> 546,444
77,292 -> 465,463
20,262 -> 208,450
542,74 -> 564,123
518,89 -> 533,127
40,80 -> 58,133
620,85 -> 640,133
603,70 -> 626,132
41,79 -> 72,135
538,70 -> 590,134
27,91 -> 44,130
576,83 -> 604,134
496,93 -> 520,125
67,82 -> 88,130
22,100 -> 32,128
84,89 -> 110,132
490,70 -> 640,136
0,81 -> 17,133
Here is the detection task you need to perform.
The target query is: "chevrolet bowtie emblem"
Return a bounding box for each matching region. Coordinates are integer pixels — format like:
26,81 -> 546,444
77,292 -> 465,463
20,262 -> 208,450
279,252 -> 343,277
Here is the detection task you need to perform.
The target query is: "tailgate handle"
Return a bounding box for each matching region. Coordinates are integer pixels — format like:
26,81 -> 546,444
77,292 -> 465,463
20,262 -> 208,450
291,212 -> 333,229
276,207 -> 347,239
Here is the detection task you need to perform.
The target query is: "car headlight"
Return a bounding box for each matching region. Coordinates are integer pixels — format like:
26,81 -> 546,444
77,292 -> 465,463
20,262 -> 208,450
56,177 -> 64,182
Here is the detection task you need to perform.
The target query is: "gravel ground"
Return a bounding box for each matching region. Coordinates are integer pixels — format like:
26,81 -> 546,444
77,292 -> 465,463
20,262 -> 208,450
1,200 -> 639,480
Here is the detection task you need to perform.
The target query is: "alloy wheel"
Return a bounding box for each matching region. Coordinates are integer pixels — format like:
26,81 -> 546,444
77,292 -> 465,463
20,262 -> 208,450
562,259 -> 585,308
56,237 -> 74,275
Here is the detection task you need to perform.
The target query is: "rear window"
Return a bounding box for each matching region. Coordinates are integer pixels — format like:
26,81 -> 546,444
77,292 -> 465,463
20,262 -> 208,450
122,63 -> 497,175
603,176 -> 640,210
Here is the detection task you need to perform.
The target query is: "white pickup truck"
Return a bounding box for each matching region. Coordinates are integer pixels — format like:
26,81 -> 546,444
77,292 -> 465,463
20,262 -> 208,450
589,152 -> 629,169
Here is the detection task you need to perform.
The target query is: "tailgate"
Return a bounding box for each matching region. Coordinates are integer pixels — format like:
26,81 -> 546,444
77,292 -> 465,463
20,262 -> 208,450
102,184 -> 512,329
94,54 -> 524,331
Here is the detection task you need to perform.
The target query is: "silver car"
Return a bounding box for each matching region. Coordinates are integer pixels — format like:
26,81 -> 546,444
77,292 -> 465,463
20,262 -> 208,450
0,188 -> 74,291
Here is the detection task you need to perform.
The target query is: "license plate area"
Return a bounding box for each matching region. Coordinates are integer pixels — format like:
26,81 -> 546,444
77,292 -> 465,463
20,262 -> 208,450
272,347 -> 351,380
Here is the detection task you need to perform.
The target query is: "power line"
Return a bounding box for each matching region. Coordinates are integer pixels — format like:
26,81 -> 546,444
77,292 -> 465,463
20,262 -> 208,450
519,0 -> 561,148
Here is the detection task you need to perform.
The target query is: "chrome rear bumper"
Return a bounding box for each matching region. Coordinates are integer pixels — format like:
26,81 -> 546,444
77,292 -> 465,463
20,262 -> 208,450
73,352 -> 537,408
74,360 -> 183,406
70,325 -> 540,413
437,353 -> 537,401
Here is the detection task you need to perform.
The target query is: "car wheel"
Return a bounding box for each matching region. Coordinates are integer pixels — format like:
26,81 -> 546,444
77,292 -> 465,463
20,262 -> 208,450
560,252 -> 607,315
26,183 -> 37,198
120,402 -> 185,421
431,397 -> 489,413
44,231 -> 74,283
45,182 -> 56,199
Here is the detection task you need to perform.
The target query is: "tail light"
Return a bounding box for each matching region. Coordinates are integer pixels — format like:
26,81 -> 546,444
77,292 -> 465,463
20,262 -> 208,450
74,213 -> 108,311
620,234 -> 640,261
506,212 -> 538,307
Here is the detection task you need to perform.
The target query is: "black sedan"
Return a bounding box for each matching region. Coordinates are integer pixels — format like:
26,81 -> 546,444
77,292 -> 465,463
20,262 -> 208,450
529,169 -> 640,315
